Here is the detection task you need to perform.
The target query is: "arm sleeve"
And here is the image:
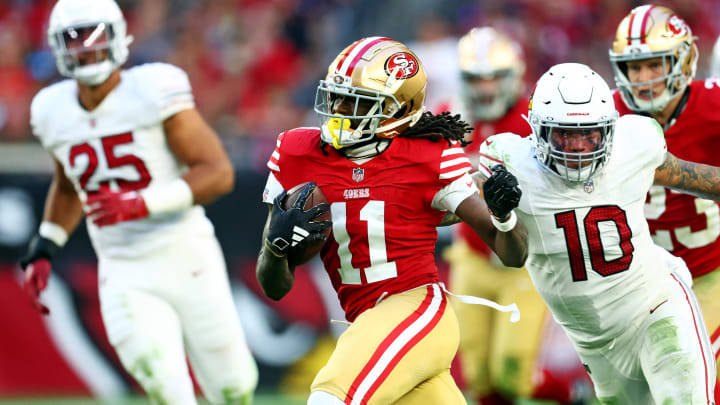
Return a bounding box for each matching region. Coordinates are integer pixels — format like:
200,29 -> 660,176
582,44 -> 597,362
148,63 -> 195,121
431,172 -> 478,213
262,172 -> 285,204
29,90 -> 48,147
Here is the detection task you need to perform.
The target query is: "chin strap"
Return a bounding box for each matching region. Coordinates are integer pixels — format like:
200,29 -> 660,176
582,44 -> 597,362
662,87 -> 691,130
338,138 -> 391,160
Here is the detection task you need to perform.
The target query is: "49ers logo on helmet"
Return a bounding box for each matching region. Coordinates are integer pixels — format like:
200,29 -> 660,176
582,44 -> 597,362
385,52 -> 419,79
667,15 -> 689,36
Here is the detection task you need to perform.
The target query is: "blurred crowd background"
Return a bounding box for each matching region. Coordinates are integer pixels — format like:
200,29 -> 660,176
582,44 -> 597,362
1,0 -> 720,172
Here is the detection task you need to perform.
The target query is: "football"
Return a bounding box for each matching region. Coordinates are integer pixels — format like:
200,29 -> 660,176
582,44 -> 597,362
282,182 -> 332,267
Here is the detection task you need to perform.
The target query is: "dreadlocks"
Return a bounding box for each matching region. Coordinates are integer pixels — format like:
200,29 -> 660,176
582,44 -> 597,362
399,111 -> 473,147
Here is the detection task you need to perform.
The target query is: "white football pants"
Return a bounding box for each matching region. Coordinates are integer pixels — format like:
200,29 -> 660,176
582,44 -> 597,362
98,233 -> 258,405
575,271 -> 716,404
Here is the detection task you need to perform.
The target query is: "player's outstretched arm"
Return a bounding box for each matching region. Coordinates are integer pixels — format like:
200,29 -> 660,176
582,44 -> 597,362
164,108 -> 235,205
256,205 -> 295,301
454,193 -> 528,267
454,167 -> 528,267
19,158 -> 84,314
654,152 -> 720,201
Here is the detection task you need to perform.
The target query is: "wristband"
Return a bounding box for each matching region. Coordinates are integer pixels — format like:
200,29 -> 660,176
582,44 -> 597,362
141,179 -> 194,215
39,221 -> 68,247
491,210 -> 517,232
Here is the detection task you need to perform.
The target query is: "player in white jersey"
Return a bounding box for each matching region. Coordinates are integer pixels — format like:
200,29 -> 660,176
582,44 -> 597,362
17,1 -> 257,404
476,63 -> 717,404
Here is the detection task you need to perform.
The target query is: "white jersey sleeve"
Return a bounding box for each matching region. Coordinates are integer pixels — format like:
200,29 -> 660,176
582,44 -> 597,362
431,172 -> 478,213
476,132 -> 526,177
262,171 -> 284,204
30,88 -> 48,141
30,80 -> 74,148
135,63 -> 195,121
607,115 -> 667,177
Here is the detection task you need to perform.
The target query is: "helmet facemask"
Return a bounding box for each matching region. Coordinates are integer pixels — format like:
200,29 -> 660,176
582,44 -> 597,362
315,79 -> 417,149
48,0 -> 133,86
50,23 -> 120,85
530,117 -> 616,182
610,42 -> 696,113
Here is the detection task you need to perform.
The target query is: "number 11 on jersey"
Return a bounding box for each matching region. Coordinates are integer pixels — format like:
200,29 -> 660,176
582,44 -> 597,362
331,201 -> 398,285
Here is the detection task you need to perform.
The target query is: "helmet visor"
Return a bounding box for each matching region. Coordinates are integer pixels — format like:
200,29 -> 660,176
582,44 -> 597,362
54,23 -> 114,69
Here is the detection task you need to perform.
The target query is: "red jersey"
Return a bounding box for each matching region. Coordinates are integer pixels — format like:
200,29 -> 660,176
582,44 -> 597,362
457,96 -> 531,256
266,128 -> 473,321
614,79 -> 720,277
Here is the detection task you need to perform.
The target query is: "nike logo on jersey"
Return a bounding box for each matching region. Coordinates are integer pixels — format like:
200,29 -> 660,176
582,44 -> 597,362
649,299 -> 668,314
466,178 -> 473,187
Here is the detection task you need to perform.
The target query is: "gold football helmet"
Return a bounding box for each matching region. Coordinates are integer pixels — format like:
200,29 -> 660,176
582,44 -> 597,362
458,27 -> 525,121
609,5 -> 697,112
314,37 -> 427,149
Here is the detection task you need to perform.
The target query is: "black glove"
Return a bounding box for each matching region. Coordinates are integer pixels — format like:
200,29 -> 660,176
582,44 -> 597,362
19,234 -> 61,270
483,165 -> 522,219
265,182 -> 331,257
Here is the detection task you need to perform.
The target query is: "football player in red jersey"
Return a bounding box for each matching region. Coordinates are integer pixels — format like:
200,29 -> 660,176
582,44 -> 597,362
444,27 -> 592,405
609,4 -> 720,401
256,37 -> 529,405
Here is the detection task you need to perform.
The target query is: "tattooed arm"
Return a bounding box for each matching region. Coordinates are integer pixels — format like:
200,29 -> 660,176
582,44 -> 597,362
654,152 -> 720,200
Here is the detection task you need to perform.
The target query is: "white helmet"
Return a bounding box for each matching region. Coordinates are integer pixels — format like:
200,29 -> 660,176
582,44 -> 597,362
48,0 -> 133,85
527,63 -> 618,182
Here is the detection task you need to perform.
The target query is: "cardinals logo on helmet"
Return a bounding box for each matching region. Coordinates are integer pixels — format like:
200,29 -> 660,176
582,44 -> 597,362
385,52 -> 419,79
